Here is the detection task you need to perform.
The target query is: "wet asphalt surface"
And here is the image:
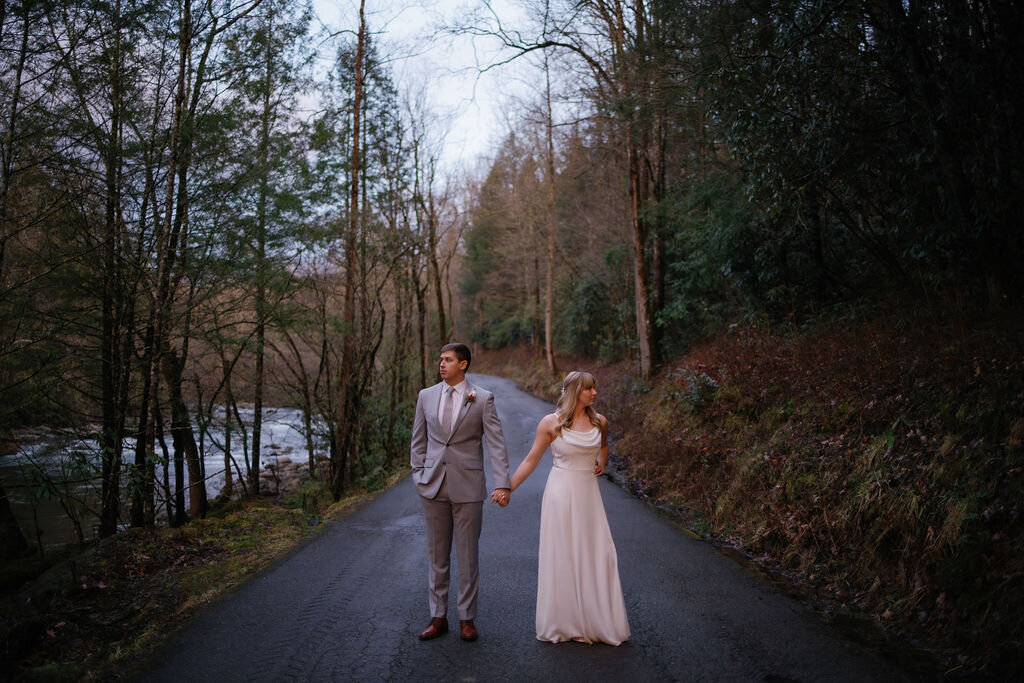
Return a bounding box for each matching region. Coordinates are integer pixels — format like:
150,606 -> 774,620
139,374 -> 917,682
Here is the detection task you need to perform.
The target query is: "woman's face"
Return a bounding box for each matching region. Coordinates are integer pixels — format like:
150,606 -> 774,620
577,383 -> 597,408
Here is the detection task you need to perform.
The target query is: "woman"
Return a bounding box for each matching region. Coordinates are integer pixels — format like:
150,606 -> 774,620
494,371 -> 630,645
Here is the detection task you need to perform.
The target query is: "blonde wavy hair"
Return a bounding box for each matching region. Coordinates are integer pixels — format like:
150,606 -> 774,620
555,371 -> 604,437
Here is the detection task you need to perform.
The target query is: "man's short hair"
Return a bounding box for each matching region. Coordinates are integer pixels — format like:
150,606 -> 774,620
440,342 -> 472,369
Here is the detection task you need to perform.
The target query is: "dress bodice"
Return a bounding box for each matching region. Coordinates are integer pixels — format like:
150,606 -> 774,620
550,426 -> 602,471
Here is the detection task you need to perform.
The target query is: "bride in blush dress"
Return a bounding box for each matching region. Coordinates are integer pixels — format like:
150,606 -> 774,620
495,371 -> 630,645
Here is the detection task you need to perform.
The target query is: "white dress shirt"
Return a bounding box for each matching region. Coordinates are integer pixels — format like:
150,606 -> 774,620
438,380 -> 467,434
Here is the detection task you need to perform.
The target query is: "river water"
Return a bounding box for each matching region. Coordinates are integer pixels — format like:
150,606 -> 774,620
0,405 -> 319,549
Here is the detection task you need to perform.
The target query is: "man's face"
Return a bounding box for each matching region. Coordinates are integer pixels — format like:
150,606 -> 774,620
439,350 -> 467,381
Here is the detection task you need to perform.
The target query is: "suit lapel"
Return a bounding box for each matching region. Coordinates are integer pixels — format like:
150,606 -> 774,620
429,383 -> 446,433
449,381 -> 474,436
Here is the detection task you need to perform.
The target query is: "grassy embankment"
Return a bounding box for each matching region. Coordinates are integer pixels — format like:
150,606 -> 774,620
477,302 -> 1023,679
1,472 -> 405,682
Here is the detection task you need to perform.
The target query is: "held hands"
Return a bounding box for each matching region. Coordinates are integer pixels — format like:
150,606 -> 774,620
490,488 -> 511,507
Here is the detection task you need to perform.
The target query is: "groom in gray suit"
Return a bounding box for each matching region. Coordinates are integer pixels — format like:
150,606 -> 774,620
410,342 -> 511,642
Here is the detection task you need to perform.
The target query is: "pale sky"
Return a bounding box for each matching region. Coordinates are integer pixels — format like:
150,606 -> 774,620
312,0 -> 534,174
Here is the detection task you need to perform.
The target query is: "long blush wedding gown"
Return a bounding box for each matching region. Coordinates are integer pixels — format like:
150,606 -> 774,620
535,426 -> 630,645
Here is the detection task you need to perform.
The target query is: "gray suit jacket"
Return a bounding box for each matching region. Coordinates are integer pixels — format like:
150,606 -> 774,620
410,380 -> 511,502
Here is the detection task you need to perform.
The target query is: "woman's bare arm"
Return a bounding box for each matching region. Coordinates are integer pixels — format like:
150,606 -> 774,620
508,414 -> 558,492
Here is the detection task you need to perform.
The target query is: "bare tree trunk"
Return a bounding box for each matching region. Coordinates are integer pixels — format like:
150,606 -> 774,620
162,344 -> 207,518
129,100 -> 163,529
628,141 -> 654,380
387,276 -> 406,465
530,217 -> 541,353
251,273 -> 266,495
167,136 -> 206,518
99,0 -> 127,538
148,0 -> 190,526
221,354 -> 234,497
135,92 -> 167,529
151,392 -> 179,526
543,52 -> 559,376
131,312 -> 155,527
332,0 -> 366,499
251,9 -> 275,495
628,0 -> 656,379
413,260 -> 427,389
152,0 -> 243,515
410,136 -> 442,361
427,193 -> 448,348
415,146 -> 447,349
649,99 -> 666,355
0,3 -> 30,280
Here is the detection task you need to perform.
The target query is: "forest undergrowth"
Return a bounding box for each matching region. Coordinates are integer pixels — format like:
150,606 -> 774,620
478,301 -> 1023,679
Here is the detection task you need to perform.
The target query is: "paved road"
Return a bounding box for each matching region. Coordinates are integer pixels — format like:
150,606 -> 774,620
140,374 -> 913,682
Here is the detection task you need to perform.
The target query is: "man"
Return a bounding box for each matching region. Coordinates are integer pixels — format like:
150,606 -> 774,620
410,342 -> 511,641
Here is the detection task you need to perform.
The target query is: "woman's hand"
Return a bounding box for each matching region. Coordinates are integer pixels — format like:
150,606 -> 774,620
490,488 -> 510,506
594,440 -> 609,477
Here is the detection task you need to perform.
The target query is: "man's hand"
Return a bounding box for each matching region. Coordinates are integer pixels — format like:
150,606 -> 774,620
490,488 -> 511,507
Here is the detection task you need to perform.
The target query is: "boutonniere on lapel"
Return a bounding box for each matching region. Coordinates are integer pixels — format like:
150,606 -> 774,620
463,391 -> 476,407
